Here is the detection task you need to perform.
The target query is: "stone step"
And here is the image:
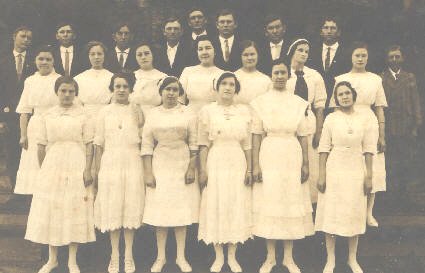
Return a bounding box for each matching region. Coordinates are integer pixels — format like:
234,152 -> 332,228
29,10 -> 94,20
0,237 -> 42,266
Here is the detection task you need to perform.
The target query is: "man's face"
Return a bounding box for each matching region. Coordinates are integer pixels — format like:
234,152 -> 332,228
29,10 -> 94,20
216,14 -> 237,38
113,25 -> 132,49
13,30 -> 32,51
265,19 -> 285,44
56,25 -> 75,47
387,49 -> 404,70
320,21 -> 340,44
163,21 -> 183,44
188,10 -> 207,32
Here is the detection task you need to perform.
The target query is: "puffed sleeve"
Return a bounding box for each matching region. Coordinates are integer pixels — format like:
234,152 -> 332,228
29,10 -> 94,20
140,111 -> 155,156
362,117 -> 377,154
374,77 -> 387,107
197,105 -> 211,147
240,105 -> 252,150
187,109 -> 199,151
296,100 -> 310,136
313,72 -> 327,109
16,78 -> 33,114
82,114 -> 93,144
317,115 -> 333,153
37,113 -> 48,146
250,99 -> 264,135
93,108 -> 105,147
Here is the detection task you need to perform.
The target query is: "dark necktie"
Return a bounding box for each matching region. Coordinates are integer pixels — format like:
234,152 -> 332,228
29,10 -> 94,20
294,70 -> 309,101
119,52 -> 125,68
395,73 -> 400,81
324,47 -> 331,71
17,54 -> 23,80
224,39 -> 230,62
64,50 -> 70,76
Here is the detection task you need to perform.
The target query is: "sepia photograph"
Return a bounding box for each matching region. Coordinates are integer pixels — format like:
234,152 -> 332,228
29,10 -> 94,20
0,0 -> 424,272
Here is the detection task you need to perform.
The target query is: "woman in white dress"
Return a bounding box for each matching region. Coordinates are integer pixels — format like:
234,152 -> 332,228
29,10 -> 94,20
331,42 -> 387,227
141,76 -> 199,273
179,35 -> 224,113
234,40 -> 271,105
15,45 -> 61,194
316,81 -> 375,273
93,72 -> 144,273
198,72 -> 252,273
286,38 -> 327,204
25,76 -> 95,273
129,41 -> 167,115
74,41 -> 113,136
251,60 -> 311,273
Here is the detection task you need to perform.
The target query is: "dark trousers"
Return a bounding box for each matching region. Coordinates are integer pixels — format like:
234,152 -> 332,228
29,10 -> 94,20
1,116 -> 21,187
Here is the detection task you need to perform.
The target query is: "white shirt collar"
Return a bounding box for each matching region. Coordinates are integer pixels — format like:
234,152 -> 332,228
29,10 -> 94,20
167,42 -> 179,50
270,40 -> 284,48
389,67 -> 401,79
115,46 -> 130,54
219,35 -> 234,45
13,50 -> 26,58
192,30 -> 207,40
322,42 -> 339,51
60,45 -> 74,53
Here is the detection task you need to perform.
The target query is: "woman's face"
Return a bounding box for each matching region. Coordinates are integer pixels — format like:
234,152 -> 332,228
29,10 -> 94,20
352,48 -> 368,70
241,46 -> 258,70
336,85 -> 354,108
136,45 -> 153,70
217,76 -> 236,100
89,45 -> 105,69
57,83 -> 76,107
161,81 -> 180,106
35,52 -> 54,75
271,63 -> 289,90
197,40 -> 215,65
112,77 -> 130,104
292,43 -> 309,64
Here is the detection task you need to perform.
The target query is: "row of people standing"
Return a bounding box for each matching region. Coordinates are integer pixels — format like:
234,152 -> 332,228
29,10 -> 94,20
15,31 -> 390,273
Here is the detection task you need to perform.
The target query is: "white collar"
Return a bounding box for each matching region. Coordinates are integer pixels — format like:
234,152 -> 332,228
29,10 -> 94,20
389,67 -> 401,78
322,42 -> 339,50
115,47 -> 130,54
219,35 -> 234,44
13,50 -> 26,57
167,42 -> 179,50
270,40 -> 284,48
192,30 -> 207,40
60,45 -> 74,53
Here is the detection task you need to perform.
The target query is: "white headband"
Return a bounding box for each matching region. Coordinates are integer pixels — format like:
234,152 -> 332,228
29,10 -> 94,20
287,38 -> 309,56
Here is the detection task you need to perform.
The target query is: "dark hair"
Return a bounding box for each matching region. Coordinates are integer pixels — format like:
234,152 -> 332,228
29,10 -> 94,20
216,8 -> 237,22
34,45 -> 55,61
13,25 -> 32,37
56,22 -> 75,32
320,15 -> 341,30
134,41 -> 154,63
215,72 -> 241,94
240,40 -> 259,55
333,81 -> 358,106
163,16 -> 183,30
386,44 -> 403,56
109,71 -> 136,93
264,14 -> 284,28
54,76 -> 79,96
270,58 -> 291,78
286,38 -> 310,61
187,6 -> 206,20
158,76 -> 185,96
195,35 -> 214,51
349,41 -> 368,56
112,21 -> 132,34
86,40 -> 107,55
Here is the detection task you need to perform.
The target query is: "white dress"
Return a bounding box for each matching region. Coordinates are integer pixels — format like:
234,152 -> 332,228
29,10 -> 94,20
286,66 -> 327,203
233,69 -> 271,105
94,103 -> 144,232
315,110 -> 376,236
129,68 -> 167,115
197,102 -> 252,244
25,104 -> 95,246
250,90 -> 314,239
14,71 -> 61,194
141,104 -> 199,227
74,68 -> 113,136
179,65 -> 224,113
333,72 -> 387,192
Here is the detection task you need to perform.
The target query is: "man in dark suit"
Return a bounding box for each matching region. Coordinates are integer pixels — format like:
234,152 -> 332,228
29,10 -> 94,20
310,16 -> 350,111
258,14 -> 288,76
184,7 -> 210,65
53,22 -> 84,77
212,9 -> 242,71
105,21 -> 137,73
0,26 -> 34,188
154,16 -> 190,77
